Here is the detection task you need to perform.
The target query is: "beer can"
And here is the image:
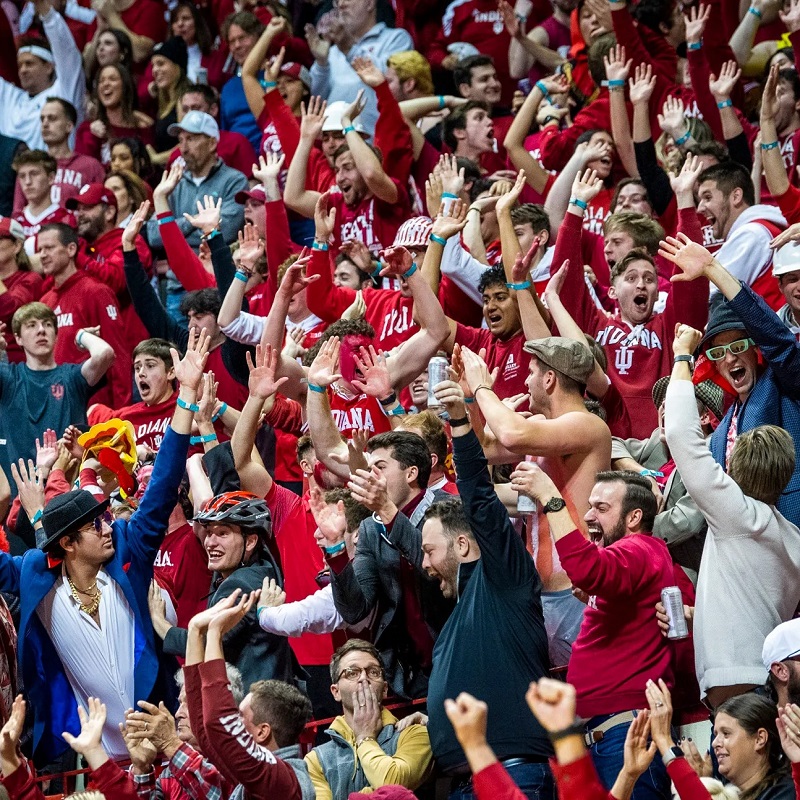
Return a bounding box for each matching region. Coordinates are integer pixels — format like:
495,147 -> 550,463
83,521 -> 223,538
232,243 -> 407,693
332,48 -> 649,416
516,493 -> 537,516
661,586 -> 689,640
427,356 -> 449,408
196,67 -> 208,85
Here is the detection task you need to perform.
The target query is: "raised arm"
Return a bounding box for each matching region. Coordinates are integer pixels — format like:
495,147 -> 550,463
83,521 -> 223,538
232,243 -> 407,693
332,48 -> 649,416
76,327 -> 114,387
761,64 -> 790,199
604,46 -> 638,178
241,19 -> 286,120
284,97 -> 325,219
708,60 -> 745,142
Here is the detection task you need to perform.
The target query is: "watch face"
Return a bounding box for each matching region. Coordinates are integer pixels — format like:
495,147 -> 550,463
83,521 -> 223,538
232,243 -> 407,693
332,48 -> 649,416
545,497 -> 567,513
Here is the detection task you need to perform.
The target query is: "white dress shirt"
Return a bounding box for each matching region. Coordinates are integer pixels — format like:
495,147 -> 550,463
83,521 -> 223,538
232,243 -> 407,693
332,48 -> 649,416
37,567 -> 135,759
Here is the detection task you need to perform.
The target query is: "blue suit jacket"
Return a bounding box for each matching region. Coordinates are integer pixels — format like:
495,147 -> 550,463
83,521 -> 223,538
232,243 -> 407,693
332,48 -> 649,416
0,426 -> 189,762
711,285 -> 800,526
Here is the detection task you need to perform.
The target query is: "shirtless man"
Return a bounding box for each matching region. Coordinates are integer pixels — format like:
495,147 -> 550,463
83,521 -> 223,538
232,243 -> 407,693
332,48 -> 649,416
460,339 -> 612,591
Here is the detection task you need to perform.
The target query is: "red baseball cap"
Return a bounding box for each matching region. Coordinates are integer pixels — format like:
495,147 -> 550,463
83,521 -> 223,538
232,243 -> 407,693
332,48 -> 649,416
235,184 -> 267,205
65,183 -> 118,210
0,217 -> 25,241
281,62 -> 312,90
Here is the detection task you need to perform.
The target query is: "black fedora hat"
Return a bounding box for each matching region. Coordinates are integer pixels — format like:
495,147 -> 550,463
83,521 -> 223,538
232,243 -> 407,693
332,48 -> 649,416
39,490 -> 110,552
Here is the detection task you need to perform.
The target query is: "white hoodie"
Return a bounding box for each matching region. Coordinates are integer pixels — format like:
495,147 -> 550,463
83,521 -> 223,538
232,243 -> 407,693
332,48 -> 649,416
712,204 -> 787,299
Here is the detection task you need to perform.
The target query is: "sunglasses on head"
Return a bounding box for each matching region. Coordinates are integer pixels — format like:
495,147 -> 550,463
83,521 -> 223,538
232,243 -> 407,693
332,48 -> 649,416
705,337 -> 755,361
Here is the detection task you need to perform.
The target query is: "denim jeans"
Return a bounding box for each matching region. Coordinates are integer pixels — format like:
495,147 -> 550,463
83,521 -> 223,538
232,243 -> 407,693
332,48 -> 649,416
588,713 -> 671,800
449,760 -> 556,800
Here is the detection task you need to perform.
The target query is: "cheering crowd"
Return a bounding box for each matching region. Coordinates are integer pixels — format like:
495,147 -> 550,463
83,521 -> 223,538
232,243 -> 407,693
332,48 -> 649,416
4,0 -> 800,799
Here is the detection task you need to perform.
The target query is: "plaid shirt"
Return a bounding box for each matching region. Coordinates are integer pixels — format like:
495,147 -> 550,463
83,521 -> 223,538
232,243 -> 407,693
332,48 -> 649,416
132,742 -> 230,800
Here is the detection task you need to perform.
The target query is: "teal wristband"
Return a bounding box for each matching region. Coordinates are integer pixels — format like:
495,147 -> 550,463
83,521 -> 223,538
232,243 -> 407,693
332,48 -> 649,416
387,405 -> 406,416
717,99 -> 732,109
748,5 -> 762,18
506,281 -> 531,290
687,41 -> 702,50
312,240 -> 329,251
464,396 -> 475,404
190,433 -> 218,445
761,141 -> 780,150
438,95 -> 446,109
76,330 -> 85,348
177,396 -> 200,413
674,130 -> 691,146
234,270 -> 248,282
441,192 -> 458,199
535,80 -> 550,98
211,402 -> 228,422
343,125 -> 356,135
371,261 -> 382,277
603,79 -> 625,88
324,540 -> 346,555
640,469 -> 665,478
157,215 -> 175,225
205,228 -> 220,241
30,509 -> 43,525
430,233 -> 447,246
307,383 -> 326,393
570,198 -> 588,210
402,262 -> 418,278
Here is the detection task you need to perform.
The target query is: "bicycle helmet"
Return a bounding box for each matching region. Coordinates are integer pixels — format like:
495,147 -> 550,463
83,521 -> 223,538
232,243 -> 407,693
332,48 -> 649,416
194,491 -> 272,536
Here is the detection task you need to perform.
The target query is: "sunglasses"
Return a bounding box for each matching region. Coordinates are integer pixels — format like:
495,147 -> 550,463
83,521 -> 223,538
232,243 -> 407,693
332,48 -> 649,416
705,337 -> 755,361
86,510 -> 114,534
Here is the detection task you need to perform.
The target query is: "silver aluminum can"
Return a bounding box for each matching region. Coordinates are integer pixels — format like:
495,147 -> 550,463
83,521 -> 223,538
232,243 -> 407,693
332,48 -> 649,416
516,493 -> 537,516
661,586 -> 689,640
196,67 -> 208,84
427,356 -> 449,408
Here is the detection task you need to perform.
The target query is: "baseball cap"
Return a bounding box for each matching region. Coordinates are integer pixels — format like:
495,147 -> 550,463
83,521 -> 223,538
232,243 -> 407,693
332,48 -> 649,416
393,217 -> 432,249
651,375 -> 724,421
322,101 -> 367,135
281,61 -> 312,90
523,337 -> 595,384
0,217 -> 25,241
235,184 -> 267,205
168,110 -> 219,141
772,240 -> 800,277
65,183 -> 117,210
762,618 -> 800,669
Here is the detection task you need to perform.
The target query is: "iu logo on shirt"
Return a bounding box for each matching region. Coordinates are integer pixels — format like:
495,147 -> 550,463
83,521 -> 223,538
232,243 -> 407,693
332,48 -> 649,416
615,346 -> 634,376
50,383 -> 65,400
106,305 -> 118,320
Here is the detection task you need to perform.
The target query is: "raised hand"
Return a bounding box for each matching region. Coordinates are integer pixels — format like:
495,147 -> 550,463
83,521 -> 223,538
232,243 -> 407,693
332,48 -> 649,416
308,484 -> 347,545
780,0 -> 800,32
246,343 -> 289,399
761,63 -> 781,123
498,0 -> 521,38
495,170 -> 527,216
283,326 -> 308,360
680,737 -> 713,778
237,223 -> 264,274
684,3 -> 710,43
511,237 -> 541,285
342,89 -> 366,127
432,199 -> 469,240
154,161 -> 183,199
543,258 -> 569,302
709,60 -> 741,102
0,695 -> 25,775
314,190 -> 337,242
122,200 -> 151,250
171,327 -> 211,392
208,590 -> 260,636
120,717 -> 157,772
188,589 -> 242,633
525,678 -> 577,732
340,239 -> 374,273
352,56 -> 385,87
622,711 -> 656,777
252,152 -> 285,185
307,336 -> 342,388
379,245 -> 413,278
304,23 -> 330,63
278,256 -> 319,299
444,693 -> 489,751
438,153 -> 465,197
644,678 -> 675,753
260,576 -> 286,607
658,233 -> 715,282
672,323 -> 703,357
778,704 -> 800,762
510,461 -> 559,505
62,698 -> 107,756
183,195 -> 221,236
433,378 -> 468,421
347,466 -> 392,516
351,346 -> 393,399
329,428 -> 370,474
570,168 -> 604,205
263,45 -> 286,85
604,44 -> 632,83
461,346 -> 497,393
10,458 -> 44,522
341,289 -> 366,321
426,172 -> 444,218
35,429 -> 58,474
668,153 -> 704,198
124,701 -> 180,755
195,371 -> 218,427
300,96 -> 328,141
658,96 -> 687,139
628,63 -> 656,105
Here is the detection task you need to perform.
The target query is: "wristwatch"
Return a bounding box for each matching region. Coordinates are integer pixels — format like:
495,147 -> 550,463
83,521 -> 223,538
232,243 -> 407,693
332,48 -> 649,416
661,745 -> 684,767
674,354 -> 693,365
542,497 -> 567,514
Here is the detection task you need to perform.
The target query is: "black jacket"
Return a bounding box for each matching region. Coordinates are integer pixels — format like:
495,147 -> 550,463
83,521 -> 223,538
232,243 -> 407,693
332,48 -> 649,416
426,429 -> 552,772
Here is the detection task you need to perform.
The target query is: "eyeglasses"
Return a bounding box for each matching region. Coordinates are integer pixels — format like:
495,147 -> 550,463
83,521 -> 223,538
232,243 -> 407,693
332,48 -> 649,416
84,511 -> 113,534
705,337 -> 755,361
337,665 -> 384,682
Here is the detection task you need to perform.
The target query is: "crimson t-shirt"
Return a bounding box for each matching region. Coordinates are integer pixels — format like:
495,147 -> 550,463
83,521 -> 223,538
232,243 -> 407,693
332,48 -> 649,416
454,325 -> 531,399
323,386 -> 392,438
88,390 -> 177,452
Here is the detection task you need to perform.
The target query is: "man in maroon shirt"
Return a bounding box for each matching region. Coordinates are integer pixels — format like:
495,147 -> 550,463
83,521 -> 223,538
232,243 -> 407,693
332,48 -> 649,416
515,465 -> 673,800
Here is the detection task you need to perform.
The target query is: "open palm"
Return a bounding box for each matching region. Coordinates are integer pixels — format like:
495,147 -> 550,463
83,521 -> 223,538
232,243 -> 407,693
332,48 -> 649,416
658,233 -> 713,281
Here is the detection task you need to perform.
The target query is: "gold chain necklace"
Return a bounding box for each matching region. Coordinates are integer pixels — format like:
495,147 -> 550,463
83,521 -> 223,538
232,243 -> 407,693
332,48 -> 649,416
67,575 -> 101,616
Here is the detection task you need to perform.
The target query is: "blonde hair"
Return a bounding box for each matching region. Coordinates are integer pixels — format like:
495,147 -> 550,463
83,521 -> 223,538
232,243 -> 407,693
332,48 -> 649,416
386,51 -> 434,96
699,778 -> 740,800
728,425 -> 796,506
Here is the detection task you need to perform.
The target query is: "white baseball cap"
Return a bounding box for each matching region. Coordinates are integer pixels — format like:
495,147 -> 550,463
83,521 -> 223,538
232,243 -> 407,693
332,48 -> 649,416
393,216 -> 433,249
168,110 -> 219,141
322,101 -> 367,135
773,240 -> 800,277
762,618 -> 800,669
